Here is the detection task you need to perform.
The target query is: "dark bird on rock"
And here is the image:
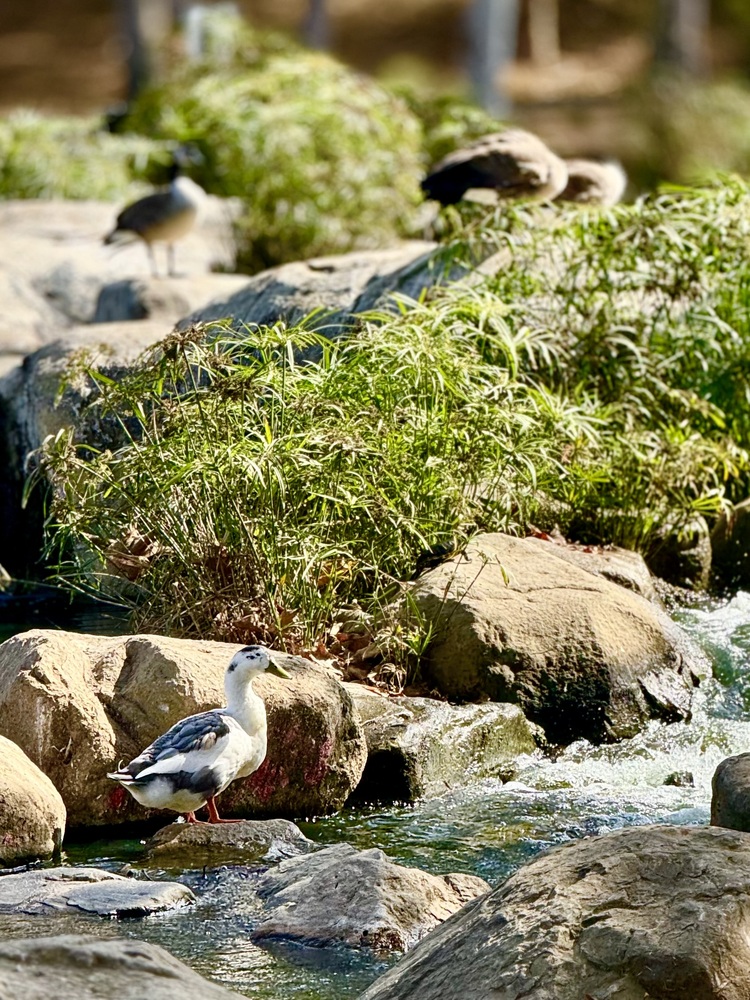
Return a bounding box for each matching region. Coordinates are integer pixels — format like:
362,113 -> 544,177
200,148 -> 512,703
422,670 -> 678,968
421,128 -> 568,206
104,145 -> 206,278
107,645 -> 289,824
555,159 -> 627,207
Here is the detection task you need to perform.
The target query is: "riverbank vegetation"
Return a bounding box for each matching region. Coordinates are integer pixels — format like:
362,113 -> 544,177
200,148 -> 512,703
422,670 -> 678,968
36,181 -> 750,663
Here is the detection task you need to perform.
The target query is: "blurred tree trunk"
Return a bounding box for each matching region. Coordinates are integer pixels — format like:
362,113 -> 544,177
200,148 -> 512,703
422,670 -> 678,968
527,0 -> 560,66
117,0 -> 178,99
468,0 -> 520,116
655,0 -> 709,76
305,0 -> 330,50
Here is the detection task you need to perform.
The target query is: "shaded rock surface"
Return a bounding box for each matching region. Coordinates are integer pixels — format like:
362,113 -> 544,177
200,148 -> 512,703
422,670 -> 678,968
0,935 -> 242,999
253,843 -> 489,952
711,752 -> 750,832
145,818 -> 312,864
180,242 -> 441,335
0,735 -> 66,865
0,630 -> 367,827
646,514 -> 712,590
411,533 -> 703,743
345,685 -> 538,803
360,824 -> 750,1000
711,498 -> 750,588
92,274 -> 248,324
0,866 -> 193,918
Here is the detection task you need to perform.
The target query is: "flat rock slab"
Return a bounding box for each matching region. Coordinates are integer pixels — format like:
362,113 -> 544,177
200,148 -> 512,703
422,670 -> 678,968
711,752 -> 750,831
253,842 -> 489,952
0,866 -> 194,918
0,934 -> 242,999
360,824 -> 750,1000
345,685 -> 538,803
146,818 -> 313,864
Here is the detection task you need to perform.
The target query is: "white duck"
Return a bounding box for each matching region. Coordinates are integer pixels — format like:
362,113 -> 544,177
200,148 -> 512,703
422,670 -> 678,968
107,645 -> 289,824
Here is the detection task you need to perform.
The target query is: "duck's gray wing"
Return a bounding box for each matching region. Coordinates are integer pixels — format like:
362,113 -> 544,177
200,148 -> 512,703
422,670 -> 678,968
115,190 -> 177,235
125,710 -> 231,778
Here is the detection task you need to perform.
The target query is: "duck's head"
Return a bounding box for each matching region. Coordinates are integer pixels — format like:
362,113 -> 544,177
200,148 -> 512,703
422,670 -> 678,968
227,645 -> 290,680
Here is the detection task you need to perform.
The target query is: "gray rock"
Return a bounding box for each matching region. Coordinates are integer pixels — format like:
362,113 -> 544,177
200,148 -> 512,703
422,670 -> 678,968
0,935 -> 242,999
253,843 -> 489,952
345,685 -> 538,803
711,752 -> 750,831
180,242 -> 442,335
0,866 -> 193,918
0,735 -> 66,865
711,498 -> 750,588
145,818 -> 312,864
646,514 -> 712,590
409,532 -> 704,744
93,274 -> 248,324
360,824 -> 750,1000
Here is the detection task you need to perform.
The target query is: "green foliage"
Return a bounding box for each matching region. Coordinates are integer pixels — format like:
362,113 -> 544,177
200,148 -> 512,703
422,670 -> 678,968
35,179 -> 750,653
124,29 -> 424,273
0,110 -> 166,201
643,75 -> 750,185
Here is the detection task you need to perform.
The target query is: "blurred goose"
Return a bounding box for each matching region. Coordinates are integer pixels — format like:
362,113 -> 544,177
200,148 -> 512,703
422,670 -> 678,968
107,645 -> 289,824
555,159 -> 627,207
421,128 -> 568,206
104,146 -> 206,278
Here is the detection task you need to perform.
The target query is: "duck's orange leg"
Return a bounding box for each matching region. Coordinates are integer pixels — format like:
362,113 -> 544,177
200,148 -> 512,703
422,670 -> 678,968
206,796 -> 242,824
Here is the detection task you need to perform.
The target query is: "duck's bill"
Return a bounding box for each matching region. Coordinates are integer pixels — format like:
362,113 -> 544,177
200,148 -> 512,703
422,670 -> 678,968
266,661 -> 291,679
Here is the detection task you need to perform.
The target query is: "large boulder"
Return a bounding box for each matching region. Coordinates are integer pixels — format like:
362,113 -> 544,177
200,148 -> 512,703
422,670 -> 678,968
0,866 -> 193,918
410,533 -> 703,744
345,685 -> 538,803
522,537 -> 660,603
252,843 -> 489,952
711,498 -> 750,588
0,630 -> 367,827
0,935 -> 242,999
0,735 -> 66,864
360,824 -> 750,1000
711,752 -> 750,832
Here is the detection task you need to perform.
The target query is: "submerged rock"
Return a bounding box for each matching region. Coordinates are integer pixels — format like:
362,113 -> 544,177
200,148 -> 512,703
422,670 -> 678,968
360,824 -> 750,1000
0,935 -> 242,999
145,818 -> 312,864
0,866 -> 193,918
0,735 -> 65,865
252,842 -> 489,952
0,629 -> 366,827
345,685 -> 538,803
711,752 -> 750,831
409,532 -> 703,744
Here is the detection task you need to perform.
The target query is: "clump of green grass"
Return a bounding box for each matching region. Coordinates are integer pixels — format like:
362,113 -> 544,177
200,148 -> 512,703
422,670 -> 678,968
0,110 -> 166,201
123,22 -> 425,273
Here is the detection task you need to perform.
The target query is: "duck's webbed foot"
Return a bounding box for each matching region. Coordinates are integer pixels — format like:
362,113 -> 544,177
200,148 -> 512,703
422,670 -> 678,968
206,797 -> 243,824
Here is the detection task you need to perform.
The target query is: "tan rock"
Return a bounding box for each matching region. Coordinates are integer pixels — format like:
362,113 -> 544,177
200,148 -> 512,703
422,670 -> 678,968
410,532 -> 704,744
0,629 -> 366,828
0,735 -> 66,864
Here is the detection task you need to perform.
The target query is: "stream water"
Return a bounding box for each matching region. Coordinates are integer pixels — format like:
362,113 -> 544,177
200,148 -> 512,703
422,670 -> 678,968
2,591 -> 750,998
